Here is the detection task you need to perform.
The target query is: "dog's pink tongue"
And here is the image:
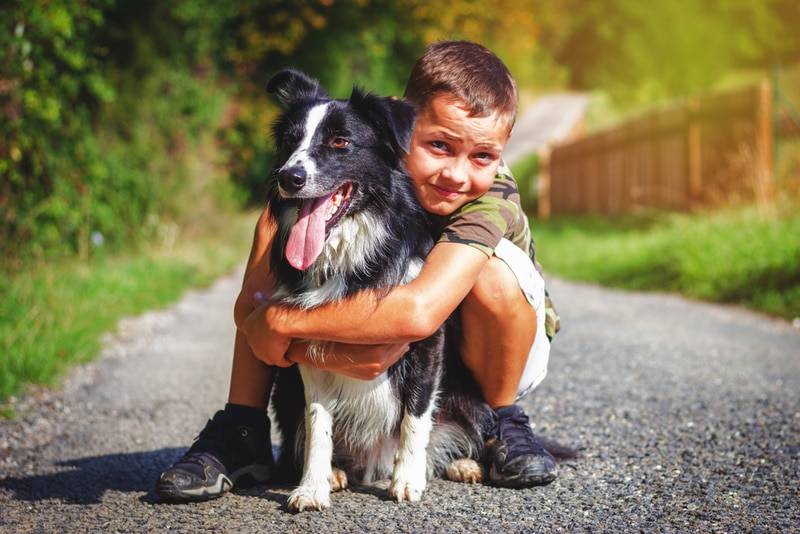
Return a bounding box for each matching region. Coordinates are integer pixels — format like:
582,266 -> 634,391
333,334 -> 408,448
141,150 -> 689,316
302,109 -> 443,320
286,193 -> 334,271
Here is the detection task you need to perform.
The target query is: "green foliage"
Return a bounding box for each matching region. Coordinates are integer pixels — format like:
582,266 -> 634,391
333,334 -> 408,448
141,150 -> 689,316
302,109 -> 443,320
1,0 -> 240,268
544,0 -> 800,107
0,211 -> 257,406
510,153 -> 540,213
2,0 -> 114,263
534,204 -> 800,321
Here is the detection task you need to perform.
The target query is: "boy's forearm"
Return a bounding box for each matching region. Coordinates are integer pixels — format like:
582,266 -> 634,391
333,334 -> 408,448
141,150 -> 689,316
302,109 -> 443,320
267,286 -> 430,344
287,340 -> 410,381
265,243 -> 488,344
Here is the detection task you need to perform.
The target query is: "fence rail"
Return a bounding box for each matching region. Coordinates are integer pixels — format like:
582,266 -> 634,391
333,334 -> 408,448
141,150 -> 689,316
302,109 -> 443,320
539,82 -> 774,218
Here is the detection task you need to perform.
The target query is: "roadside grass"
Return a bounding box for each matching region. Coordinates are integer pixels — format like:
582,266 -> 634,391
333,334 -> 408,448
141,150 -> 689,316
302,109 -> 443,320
533,200 -> 800,322
0,211 -> 258,413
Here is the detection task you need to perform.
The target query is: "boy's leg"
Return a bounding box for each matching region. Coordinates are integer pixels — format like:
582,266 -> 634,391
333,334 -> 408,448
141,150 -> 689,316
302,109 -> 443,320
155,212 -> 278,503
154,331 -> 277,503
459,239 -> 556,488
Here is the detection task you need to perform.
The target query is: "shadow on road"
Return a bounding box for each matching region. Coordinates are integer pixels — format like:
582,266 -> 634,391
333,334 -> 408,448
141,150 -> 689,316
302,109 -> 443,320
1,448 -> 184,504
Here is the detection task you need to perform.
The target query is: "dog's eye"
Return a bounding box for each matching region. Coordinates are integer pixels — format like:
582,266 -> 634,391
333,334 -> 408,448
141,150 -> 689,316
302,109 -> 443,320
331,137 -> 350,149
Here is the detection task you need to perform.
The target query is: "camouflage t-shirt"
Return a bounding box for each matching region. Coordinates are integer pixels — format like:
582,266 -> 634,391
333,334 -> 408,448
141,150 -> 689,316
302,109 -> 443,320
431,162 -> 538,267
430,163 -> 561,340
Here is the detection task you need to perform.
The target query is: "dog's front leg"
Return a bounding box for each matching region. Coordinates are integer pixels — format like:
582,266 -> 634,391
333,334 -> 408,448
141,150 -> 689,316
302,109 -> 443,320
287,398 -> 336,512
388,407 -> 434,502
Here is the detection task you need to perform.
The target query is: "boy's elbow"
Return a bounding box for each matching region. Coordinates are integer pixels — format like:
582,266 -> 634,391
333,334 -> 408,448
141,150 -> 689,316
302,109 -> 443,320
402,295 -> 446,340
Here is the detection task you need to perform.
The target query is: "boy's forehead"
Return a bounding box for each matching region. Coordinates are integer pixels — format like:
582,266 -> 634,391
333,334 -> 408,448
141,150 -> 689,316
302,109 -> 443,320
422,94 -> 513,142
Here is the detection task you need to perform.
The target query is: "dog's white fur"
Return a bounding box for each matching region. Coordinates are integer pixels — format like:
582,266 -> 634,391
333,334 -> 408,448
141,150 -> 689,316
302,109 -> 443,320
288,366 -> 429,511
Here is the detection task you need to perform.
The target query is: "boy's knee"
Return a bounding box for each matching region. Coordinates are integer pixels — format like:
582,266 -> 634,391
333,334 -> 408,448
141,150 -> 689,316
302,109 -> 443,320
466,256 -> 528,316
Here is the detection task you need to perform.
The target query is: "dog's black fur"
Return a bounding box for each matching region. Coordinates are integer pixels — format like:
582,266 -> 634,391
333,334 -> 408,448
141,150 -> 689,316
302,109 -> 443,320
264,70 -> 491,508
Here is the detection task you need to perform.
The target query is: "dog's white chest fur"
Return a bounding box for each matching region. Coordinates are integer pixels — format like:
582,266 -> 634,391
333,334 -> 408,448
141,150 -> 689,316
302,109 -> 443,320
299,365 -> 400,455
287,352 -> 436,512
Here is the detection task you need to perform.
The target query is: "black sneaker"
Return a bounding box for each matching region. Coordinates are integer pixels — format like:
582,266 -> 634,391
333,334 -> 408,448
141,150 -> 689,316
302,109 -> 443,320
484,404 -> 557,488
155,409 -> 274,502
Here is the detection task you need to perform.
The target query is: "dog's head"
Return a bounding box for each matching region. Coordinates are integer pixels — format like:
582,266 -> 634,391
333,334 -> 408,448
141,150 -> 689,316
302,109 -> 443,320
266,69 -> 417,272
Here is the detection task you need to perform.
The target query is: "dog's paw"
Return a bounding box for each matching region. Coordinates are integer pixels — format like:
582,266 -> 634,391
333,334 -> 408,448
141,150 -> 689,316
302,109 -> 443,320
388,475 -> 427,502
329,467 -> 348,492
287,485 -> 331,512
446,458 -> 484,483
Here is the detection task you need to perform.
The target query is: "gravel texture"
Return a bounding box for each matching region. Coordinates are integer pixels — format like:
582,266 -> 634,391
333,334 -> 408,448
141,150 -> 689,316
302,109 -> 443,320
1,269 -> 798,533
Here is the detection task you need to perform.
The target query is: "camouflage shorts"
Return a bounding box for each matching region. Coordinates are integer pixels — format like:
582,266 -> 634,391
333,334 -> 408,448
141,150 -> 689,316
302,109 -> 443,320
544,294 -> 561,342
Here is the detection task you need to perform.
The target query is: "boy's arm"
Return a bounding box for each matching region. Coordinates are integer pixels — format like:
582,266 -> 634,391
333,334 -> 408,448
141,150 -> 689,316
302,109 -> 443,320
286,340 -> 412,380
241,241 -> 489,362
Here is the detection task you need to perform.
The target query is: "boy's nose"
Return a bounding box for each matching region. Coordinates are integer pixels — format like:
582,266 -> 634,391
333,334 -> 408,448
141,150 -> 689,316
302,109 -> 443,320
441,159 -> 469,186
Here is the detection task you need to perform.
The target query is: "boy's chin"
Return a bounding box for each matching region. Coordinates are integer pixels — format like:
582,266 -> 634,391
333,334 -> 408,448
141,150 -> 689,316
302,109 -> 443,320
421,198 -> 466,216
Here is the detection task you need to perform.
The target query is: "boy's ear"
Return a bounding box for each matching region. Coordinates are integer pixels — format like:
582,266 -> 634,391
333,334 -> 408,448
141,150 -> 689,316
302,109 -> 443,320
266,69 -> 330,108
348,87 -> 416,162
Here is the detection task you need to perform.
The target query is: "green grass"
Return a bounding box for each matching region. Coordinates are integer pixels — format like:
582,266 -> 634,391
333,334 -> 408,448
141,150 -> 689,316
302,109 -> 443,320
532,202 -> 800,321
0,211 -> 259,412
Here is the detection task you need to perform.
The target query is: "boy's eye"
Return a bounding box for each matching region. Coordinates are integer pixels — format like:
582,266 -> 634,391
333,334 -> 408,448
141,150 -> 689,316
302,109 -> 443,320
331,137 -> 350,149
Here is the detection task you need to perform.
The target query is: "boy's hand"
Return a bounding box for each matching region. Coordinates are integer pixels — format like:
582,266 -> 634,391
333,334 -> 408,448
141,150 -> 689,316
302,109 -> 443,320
240,294 -> 294,367
287,341 -> 410,381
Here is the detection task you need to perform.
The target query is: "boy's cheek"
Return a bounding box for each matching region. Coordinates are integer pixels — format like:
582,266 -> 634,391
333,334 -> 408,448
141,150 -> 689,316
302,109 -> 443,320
473,165 -> 499,195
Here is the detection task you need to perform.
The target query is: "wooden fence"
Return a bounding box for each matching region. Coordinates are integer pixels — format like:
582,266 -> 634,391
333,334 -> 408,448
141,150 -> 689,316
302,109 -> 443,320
539,82 -> 774,218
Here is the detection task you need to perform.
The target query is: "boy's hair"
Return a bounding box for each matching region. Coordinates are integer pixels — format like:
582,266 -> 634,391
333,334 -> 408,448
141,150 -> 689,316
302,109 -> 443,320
403,40 -> 518,133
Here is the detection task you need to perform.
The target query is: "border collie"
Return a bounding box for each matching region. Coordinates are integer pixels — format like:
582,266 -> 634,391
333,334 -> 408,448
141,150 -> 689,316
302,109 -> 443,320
265,70 -> 490,512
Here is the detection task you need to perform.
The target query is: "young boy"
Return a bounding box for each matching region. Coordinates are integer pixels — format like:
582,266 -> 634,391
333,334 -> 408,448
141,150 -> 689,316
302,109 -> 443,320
156,40 -> 560,502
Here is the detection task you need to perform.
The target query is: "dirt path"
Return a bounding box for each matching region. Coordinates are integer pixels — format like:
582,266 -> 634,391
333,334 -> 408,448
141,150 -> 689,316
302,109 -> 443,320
1,268 -> 798,532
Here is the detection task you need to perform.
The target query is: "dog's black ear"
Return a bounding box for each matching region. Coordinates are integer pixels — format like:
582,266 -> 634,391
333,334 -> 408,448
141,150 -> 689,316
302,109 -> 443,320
267,69 -> 330,108
385,97 -> 416,152
349,87 -> 416,161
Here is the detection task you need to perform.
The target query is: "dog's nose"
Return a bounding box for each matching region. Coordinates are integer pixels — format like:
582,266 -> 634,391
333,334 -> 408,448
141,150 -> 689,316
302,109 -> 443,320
277,167 -> 307,193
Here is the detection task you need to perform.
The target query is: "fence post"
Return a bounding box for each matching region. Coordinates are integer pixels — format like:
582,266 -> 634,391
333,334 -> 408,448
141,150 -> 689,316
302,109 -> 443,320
687,98 -> 702,210
755,80 -> 774,208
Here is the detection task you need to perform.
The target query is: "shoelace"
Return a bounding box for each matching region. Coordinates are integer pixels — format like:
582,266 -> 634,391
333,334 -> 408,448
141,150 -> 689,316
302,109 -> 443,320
185,417 -> 227,457
492,410 -> 547,459
194,418 -> 223,444
178,451 -> 224,469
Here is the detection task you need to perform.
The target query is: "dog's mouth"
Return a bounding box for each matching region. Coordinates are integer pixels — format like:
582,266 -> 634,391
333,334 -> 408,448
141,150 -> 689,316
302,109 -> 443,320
286,183 -> 353,271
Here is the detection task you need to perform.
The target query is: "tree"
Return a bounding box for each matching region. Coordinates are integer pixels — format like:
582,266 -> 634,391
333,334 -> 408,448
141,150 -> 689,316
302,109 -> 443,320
543,0 -> 800,105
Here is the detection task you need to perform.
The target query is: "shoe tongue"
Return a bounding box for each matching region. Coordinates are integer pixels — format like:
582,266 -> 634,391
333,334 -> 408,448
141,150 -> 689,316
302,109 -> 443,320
285,192 -> 336,271
495,405 -> 525,420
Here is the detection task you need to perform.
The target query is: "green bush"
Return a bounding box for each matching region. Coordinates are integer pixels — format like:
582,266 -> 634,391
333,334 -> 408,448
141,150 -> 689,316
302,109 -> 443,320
2,0 -> 115,265
510,153 -> 540,214
1,1 -> 244,268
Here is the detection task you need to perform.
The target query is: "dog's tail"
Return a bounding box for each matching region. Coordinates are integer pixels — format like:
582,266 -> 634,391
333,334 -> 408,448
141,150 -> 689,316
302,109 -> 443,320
536,435 -> 581,461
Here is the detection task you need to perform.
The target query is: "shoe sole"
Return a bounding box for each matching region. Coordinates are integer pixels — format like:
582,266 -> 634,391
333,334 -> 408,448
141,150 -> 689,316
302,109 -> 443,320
155,473 -> 233,503
155,463 -> 273,503
489,465 -> 558,488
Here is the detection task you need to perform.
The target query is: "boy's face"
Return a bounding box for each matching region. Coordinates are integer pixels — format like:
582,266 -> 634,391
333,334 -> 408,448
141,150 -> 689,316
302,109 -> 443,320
406,94 -> 511,216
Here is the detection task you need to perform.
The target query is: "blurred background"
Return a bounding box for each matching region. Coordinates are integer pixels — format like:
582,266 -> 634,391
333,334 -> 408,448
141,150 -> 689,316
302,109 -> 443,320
1,0 -> 799,405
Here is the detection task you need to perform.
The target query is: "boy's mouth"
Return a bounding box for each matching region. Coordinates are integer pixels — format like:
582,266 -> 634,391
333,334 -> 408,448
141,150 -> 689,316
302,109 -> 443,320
285,183 -> 353,271
429,182 -> 464,200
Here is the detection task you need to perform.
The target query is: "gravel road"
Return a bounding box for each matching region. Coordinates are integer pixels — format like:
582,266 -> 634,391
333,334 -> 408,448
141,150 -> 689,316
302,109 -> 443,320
1,268 -> 798,533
